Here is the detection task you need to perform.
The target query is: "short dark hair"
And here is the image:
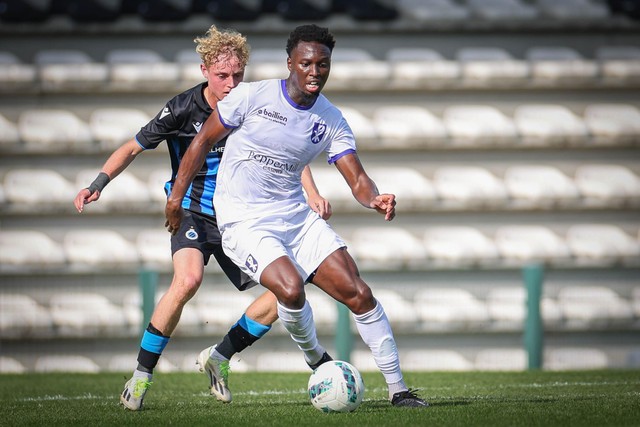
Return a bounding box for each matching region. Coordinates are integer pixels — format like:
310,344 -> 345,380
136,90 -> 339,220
286,24 -> 336,56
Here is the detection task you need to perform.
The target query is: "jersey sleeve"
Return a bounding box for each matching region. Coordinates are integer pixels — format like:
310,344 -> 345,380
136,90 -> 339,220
217,82 -> 250,129
136,99 -> 182,149
326,115 -> 357,164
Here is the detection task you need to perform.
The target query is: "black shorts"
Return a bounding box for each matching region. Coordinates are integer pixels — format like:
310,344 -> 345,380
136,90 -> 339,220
171,210 -> 259,291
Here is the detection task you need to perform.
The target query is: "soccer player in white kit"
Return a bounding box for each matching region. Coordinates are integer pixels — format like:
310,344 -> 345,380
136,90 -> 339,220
166,24 -> 427,407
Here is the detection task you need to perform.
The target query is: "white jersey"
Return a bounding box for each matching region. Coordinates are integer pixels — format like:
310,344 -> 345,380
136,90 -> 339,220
213,79 -> 357,227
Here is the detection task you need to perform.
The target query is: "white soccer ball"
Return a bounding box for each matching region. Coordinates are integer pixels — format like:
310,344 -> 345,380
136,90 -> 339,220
307,360 -> 365,413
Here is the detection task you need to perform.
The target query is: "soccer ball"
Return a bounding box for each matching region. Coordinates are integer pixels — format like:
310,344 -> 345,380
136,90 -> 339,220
307,360 -> 365,413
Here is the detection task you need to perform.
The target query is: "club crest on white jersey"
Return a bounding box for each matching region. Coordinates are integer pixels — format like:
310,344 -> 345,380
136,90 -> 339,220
311,122 -> 326,144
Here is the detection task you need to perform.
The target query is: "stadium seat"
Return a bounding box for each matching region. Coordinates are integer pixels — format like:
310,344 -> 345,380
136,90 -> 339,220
106,49 -> 180,91
200,0 -> 262,21
136,228 -> 172,268
514,104 -> 589,147
305,288 -> 338,329
63,229 -> 139,267
0,0 -> 51,23
372,105 -> 448,149
596,46 -> 640,86
386,47 -> 461,89
18,109 -> 93,150
0,113 -> 20,148
545,347 -> 609,370
467,0 -> 538,21
432,166 -> 509,209
403,350 -> 473,371
0,293 -> 54,339
414,288 -> 490,330
195,290 -> 255,332
0,229 -> 66,269
494,225 -> 572,265
245,48 -> 289,82
632,287 -> 640,318
367,167 -> 438,211
557,286 -> 634,328
351,349 -> 385,372
526,47 -> 598,87
457,47 -> 530,88
536,0 -> 611,21
34,355 -> 100,373
3,169 -> 77,206
442,105 -> 518,147
175,49 -> 204,86
0,356 -> 26,373
34,49 -> 108,92
337,106 -> 378,149
374,289 -> 419,329
323,48 -> 391,91
583,104 -> 640,146
566,224 -> 640,265
307,167 -> 358,211
573,164 -> 640,207
348,227 -> 428,270
61,0 -> 121,23
108,353 -> 178,373
474,348 -> 527,371
485,287 -> 563,330
136,0 -> 190,22
121,290 -> 194,336
396,0 -> 470,25
422,226 -> 500,266
255,352 -> 309,372
49,292 -> 128,338
503,165 -> 581,208
75,169 -> 151,211
147,168 -> 170,203
0,51 -> 37,91
343,0 -> 399,21
274,0 -> 332,21
89,108 -> 151,150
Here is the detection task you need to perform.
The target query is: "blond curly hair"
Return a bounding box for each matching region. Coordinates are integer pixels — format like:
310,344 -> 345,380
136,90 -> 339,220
194,25 -> 250,68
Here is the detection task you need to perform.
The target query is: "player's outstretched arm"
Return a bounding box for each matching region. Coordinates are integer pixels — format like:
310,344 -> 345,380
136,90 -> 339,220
334,152 -> 396,221
73,138 -> 143,213
165,112 -> 231,234
301,165 -> 332,220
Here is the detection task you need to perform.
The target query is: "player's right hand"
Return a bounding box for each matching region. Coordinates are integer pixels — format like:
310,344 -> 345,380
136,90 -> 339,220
164,200 -> 184,235
73,188 -> 100,213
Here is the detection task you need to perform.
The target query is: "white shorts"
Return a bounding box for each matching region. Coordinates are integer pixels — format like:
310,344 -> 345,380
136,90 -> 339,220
220,204 -> 346,284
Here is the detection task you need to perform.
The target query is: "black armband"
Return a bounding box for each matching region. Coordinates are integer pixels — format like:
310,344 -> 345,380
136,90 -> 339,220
87,172 -> 110,194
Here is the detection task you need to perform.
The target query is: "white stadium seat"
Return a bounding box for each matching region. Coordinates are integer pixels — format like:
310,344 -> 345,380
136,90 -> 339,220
245,48 -> 288,82
35,355 -> 100,373
0,293 -> 54,339
324,48 -> 391,91
106,49 -> 179,90
175,48 -> 204,85
432,166 -> 509,208
467,0 -> 538,21
18,109 -> 93,150
494,225 -> 572,265
122,291 -> 194,336
443,105 -> 518,147
537,0 -> 611,21
34,49 -> 108,91
583,104 -> 640,146
514,104 -> 589,147
397,0 -> 470,24
475,348 -> 527,371
566,224 -> 640,265
256,352 -> 309,372
195,290 -> 255,331
404,350 -> 473,371
3,169 -> 77,206
305,288 -> 338,329
374,289 -> 419,328
457,47 -> 529,88
526,46 -> 598,87
414,288 -> 490,330
367,167 -> 437,210
632,287 -> 640,318
63,229 -> 139,267
0,113 -> 20,148
596,46 -> 640,86
386,47 -> 461,89
337,106 -> 378,149
0,51 -> 36,91
545,347 -> 609,370
109,353 -> 178,373
573,164 -> 640,207
136,228 -> 172,267
147,168 -> 171,203
0,356 -> 26,374
89,108 -> 151,150
49,292 -> 128,338
503,165 -> 580,208
308,167 -> 357,211
485,287 -> 563,330
0,230 -> 66,269
373,105 -> 448,149
75,169 -> 151,210
349,226 -> 427,270
422,226 -> 500,266
558,286 -> 634,328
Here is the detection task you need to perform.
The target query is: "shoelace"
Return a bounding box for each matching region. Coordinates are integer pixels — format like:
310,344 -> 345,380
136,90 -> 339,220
132,379 -> 152,398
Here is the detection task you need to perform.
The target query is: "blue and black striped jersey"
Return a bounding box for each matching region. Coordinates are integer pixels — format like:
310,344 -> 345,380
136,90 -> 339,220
135,82 -> 225,217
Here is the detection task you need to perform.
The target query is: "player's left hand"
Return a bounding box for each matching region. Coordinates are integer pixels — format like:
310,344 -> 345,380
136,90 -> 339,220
308,194 -> 333,220
164,200 -> 184,235
371,193 -> 396,221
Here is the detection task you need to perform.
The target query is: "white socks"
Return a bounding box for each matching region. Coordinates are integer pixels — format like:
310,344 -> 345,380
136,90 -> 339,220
277,300 -> 326,366
353,300 -> 407,399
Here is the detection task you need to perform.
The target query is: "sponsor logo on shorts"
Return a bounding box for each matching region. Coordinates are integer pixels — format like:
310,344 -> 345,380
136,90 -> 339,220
245,254 -> 258,273
311,122 -> 326,144
185,228 -> 198,240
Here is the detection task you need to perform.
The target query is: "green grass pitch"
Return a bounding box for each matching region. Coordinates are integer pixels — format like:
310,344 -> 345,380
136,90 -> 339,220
2,370 -> 639,426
